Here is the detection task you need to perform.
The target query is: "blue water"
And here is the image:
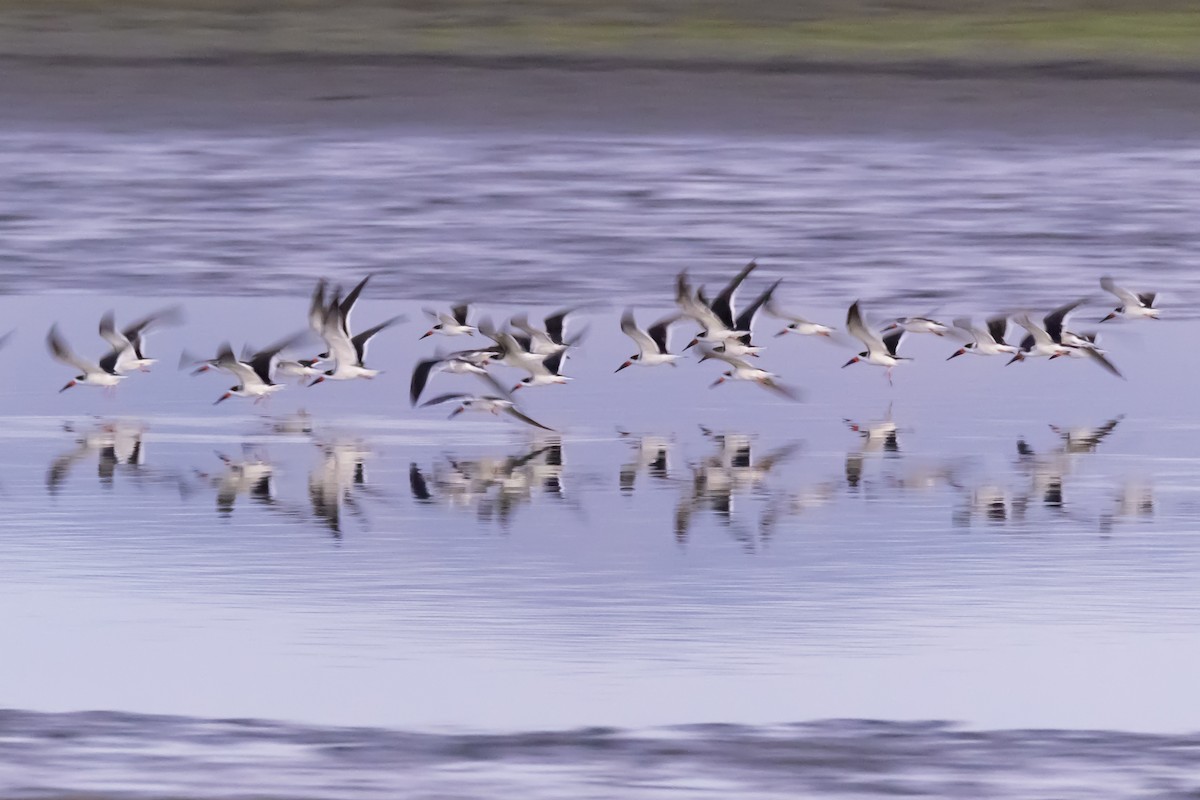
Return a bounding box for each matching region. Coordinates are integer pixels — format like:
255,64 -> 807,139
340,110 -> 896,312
1,79 -> 1199,797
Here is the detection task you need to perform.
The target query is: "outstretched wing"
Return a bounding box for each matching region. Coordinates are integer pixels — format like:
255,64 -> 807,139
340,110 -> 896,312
1100,276 -> 1142,307
710,260 -> 756,329
504,406 -> 555,431
620,310 -> 656,354
351,315 -> 404,365
410,358 -> 440,407
46,325 -> 99,375
1082,348 -> 1125,380
421,392 -> 470,408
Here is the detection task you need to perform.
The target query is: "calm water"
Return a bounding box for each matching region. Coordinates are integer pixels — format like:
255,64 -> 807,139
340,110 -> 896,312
0,110 -> 1199,796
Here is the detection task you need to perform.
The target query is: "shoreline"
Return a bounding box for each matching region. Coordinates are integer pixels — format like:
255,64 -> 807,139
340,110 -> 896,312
2,57 -> 1200,138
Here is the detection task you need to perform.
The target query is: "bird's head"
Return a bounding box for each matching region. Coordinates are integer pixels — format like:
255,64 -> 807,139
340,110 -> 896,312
614,356 -> 637,373
419,325 -> 441,340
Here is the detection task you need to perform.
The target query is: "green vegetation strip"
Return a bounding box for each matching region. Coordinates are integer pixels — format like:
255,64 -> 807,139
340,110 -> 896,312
0,3 -> 1198,66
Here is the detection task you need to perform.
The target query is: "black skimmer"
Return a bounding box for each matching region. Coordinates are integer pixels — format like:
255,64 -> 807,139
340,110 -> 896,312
275,358 -> 323,382
409,353 -> 509,406
47,324 -> 125,392
99,307 -> 183,373
883,315 -> 949,336
766,297 -> 835,338
714,279 -> 780,358
615,310 -> 679,371
1008,300 -> 1082,363
946,315 -> 1017,359
311,275 -> 402,384
699,347 -> 802,401
477,318 -> 546,373
510,308 -> 581,356
419,393 -> 554,431
213,334 -> 302,404
420,304 -> 476,339
1010,301 -> 1122,378
1053,330 -> 1125,379
511,349 -> 571,391
843,301 -> 909,385
1100,276 -> 1159,322
678,260 -> 757,349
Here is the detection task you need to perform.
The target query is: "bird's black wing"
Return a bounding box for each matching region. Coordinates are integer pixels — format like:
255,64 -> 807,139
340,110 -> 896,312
410,357 -> 440,407
710,260 -> 756,329
986,315 -> 1008,346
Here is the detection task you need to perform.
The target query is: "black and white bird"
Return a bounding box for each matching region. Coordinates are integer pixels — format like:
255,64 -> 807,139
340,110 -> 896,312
699,347 -> 802,401
713,279 -> 780,358
311,275 -> 402,384
677,261 -> 757,349
946,315 -> 1018,359
1100,276 -> 1159,322
98,307 -> 183,373
409,353 -> 509,406
213,334 -> 303,404
1008,301 -> 1082,363
615,310 -> 678,371
766,297 -> 835,338
1010,301 -> 1122,378
420,304 -> 476,338
511,350 -> 571,391
420,393 -> 554,431
47,324 -> 124,392
510,309 -> 580,356
275,358 -> 324,382
843,301 -> 909,385
882,315 -> 949,336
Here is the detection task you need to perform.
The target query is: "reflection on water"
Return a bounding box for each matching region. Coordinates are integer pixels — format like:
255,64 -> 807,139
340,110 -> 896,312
199,447 -> 276,518
409,437 -> 567,528
308,437 -> 373,536
675,428 -> 800,546
46,419 -> 146,494
38,412 -> 1160,541
6,396 -> 1196,751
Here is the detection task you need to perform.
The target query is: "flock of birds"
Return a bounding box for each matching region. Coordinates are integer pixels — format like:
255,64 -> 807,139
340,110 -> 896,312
43,267 -> 1160,431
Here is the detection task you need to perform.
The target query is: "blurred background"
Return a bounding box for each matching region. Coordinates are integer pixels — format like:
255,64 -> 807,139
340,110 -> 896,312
1,0 -> 1198,65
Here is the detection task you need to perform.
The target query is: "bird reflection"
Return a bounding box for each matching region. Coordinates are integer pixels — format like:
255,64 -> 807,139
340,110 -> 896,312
1049,415 -> 1124,454
955,415 -> 1126,528
197,447 -> 275,517
409,440 -> 565,527
843,406 -> 901,491
674,429 -> 799,545
618,431 -> 673,493
47,420 -> 146,495
308,437 -> 372,537
1100,481 -> 1155,534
